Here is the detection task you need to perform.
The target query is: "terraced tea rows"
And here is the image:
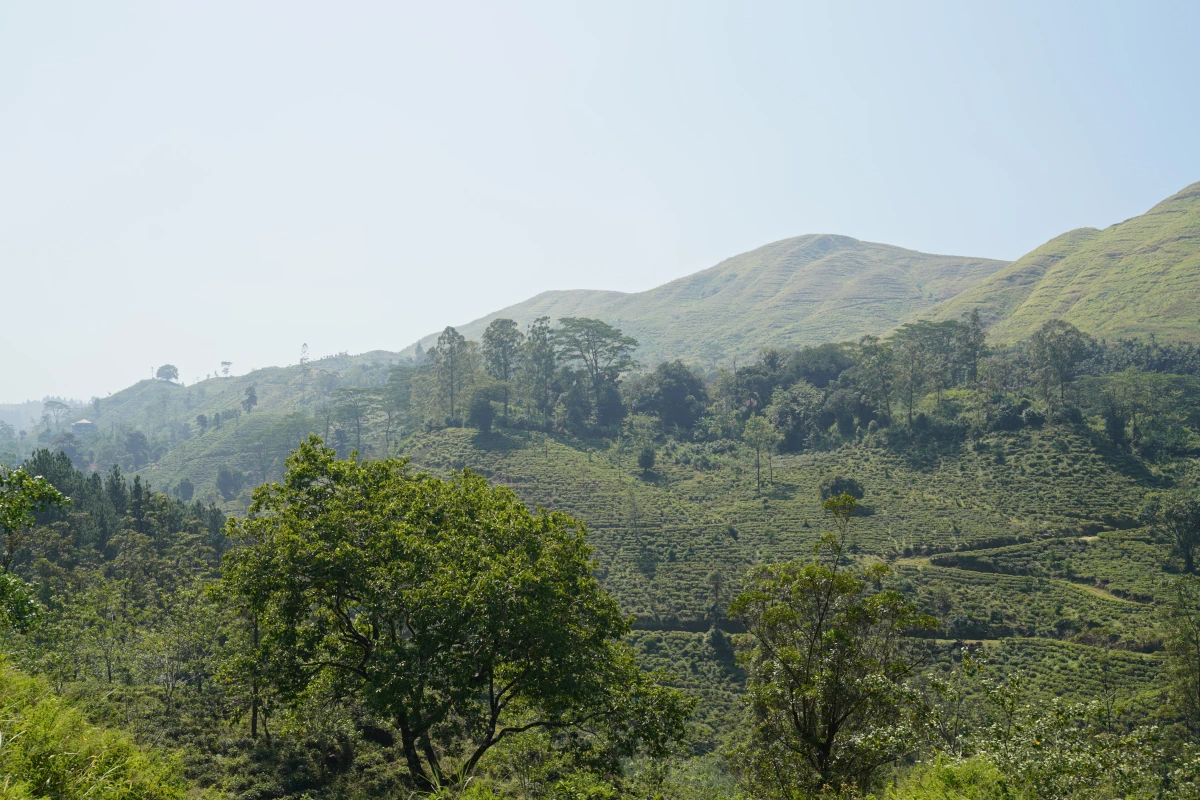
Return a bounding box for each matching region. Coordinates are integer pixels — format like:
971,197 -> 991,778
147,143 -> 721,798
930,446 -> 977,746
978,638 -> 1166,719
400,422 -> 1177,741
930,531 -> 1170,602
892,563 -> 1158,649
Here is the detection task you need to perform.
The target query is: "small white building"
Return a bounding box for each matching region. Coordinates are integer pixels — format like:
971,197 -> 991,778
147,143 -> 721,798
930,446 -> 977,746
72,419 -> 96,434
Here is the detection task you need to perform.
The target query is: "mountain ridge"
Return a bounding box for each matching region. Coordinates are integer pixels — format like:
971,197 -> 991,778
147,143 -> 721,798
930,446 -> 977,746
402,233 -> 1010,366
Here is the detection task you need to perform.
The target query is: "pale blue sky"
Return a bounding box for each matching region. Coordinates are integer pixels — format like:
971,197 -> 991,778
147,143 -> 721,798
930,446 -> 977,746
3,1 -> 1198,403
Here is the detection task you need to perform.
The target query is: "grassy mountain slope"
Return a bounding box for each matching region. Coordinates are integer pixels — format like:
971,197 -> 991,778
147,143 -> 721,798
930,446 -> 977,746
932,181 -> 1200,342
406,235 -> 1008,366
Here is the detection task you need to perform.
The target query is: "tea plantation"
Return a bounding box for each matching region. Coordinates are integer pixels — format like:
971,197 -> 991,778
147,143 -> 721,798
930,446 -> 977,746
398,415 -> 1181,746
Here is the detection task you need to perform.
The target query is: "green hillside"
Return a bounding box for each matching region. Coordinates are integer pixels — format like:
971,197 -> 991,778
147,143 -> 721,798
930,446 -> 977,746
405,181 -> 1200,362
405,235 -> 1008,367
932,181 -> 1200,342
69,351 -> 403,502
16,310 -> 1200,794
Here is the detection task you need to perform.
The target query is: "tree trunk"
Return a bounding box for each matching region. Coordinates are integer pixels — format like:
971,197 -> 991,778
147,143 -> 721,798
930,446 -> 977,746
397,724 -> 432,790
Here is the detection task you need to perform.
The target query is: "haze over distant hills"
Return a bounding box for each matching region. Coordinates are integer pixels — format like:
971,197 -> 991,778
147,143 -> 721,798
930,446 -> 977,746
405,235 -> 1009,367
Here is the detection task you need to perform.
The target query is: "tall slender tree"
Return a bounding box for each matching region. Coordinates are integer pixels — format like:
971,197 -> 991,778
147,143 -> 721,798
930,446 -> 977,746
481,318 -> 524,421
520,317 -> 558,429
428,326 -> 471,419
857,335 -> 895,422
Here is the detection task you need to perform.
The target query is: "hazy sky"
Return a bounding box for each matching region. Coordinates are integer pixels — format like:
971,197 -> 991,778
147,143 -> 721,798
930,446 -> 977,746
3,1 -> 1199,403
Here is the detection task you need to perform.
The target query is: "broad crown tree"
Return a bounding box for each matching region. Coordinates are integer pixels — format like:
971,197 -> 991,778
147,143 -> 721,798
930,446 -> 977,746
220,438 -> 690,789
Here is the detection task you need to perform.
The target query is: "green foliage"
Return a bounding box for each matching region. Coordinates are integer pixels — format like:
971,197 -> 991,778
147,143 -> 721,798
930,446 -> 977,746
818,474 -> 865,502
884,756 -> 1015,800
221,438 -> 692,788
215,465 -> 243,501
1029,319 -> 1091,404
242,383 -> 258,413
0,572 -> 39,632
1142,490 -> 1200,573
0,662 -> 186,799
765,379 -> 824,451
624,361 -> 709,431
0,466 -> 67,572
469,391 -> 496,433
638,444 -> 656,475
1162,576 -> 1200,737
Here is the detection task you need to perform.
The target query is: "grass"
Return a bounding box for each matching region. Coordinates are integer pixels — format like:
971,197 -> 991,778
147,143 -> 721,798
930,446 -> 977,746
934,181 -> 1200,343
401,234 -> 1008,369
0,661 -> 186,800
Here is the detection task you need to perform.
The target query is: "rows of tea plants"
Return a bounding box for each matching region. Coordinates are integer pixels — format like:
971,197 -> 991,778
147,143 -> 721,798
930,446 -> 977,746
892,564 -> 1159,649
399,421 -> 1182,744
930,531 -> 1170,602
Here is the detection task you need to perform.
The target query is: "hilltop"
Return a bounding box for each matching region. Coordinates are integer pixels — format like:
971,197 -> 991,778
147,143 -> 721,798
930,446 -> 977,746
932,181 -> 1200,342
404,234 -> 1009,367
403,181 -> 1200,361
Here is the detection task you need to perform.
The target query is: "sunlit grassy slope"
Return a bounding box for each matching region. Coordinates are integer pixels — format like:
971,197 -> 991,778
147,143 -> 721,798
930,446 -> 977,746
405,181 -> 1200,360
933,181 -> 1200,342
404,235 -> 1008,367
402,425 -> 1159,631
0,661 -> 187,800
400,423 -> 1176,742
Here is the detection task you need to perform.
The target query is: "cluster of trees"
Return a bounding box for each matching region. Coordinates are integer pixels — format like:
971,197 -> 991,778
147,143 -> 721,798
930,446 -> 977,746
411,317 -> 639,433
28,308 -> 1200,519
11,453 -> 1200,798
0,445 -> 692,798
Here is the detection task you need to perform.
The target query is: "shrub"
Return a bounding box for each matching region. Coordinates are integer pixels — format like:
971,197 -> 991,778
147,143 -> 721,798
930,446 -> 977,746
818,474 -> 865,501
637,445 -> 656,474
468,393 -> 495,433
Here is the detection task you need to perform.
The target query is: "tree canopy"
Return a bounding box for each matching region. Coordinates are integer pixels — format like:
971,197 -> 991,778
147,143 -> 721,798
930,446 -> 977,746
220,437 -> 691,789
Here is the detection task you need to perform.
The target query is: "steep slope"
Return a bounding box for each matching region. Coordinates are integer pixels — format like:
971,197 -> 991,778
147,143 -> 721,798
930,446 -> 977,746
406,235 -> 1008,366
932,181 -> 1200,342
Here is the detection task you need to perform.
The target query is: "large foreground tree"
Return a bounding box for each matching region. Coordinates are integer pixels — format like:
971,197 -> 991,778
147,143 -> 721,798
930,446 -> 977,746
220,438 -> 690,789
